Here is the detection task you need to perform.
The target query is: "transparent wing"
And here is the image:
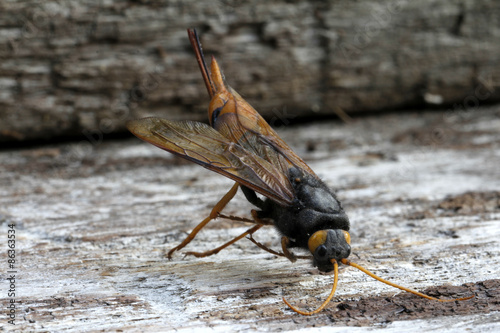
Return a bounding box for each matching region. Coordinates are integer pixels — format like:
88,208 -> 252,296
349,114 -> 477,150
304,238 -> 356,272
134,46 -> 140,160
127,117 -> 294,206
230,88 -> 317,177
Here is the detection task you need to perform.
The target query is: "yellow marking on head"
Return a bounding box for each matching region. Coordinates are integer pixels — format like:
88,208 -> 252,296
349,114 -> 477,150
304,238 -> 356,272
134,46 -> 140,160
308,230 -> 328,254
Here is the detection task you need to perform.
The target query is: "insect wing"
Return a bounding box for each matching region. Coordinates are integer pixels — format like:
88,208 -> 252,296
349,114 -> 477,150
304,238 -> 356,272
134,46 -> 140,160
200,56 -> 316,179
230,87 -> 317,177
212,112 -> 289,174
127,117 -> 294,206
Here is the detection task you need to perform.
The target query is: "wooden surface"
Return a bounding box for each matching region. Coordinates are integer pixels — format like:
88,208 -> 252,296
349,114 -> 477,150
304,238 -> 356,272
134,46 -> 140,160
1,106 -> 499,331
1,0 -> 500,143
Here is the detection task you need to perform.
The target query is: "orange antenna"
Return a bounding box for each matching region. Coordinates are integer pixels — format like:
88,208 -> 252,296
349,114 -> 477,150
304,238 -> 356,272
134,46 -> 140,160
283,258 -> 474,315
283,259 -> 340,316
340,259 -> 474,302
187,29 -> 215,98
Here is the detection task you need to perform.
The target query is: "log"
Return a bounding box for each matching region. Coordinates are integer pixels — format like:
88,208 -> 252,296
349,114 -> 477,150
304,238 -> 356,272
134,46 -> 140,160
1,106 -> 499,330
1,0 -> 499,143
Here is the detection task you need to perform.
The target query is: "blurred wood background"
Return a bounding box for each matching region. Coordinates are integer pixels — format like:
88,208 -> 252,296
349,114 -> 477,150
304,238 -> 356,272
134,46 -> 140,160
1,0 -> 499,143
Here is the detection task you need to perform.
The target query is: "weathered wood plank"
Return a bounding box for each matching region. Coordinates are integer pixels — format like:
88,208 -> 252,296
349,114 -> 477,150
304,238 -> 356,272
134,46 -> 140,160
1,106 -> 499,331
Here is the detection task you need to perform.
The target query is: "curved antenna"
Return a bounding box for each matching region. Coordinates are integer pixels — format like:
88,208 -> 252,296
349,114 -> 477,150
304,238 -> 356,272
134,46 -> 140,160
283,258 -> 474,316
283,259 -> 340,316
340,259 -> 474,302
187,29 -> 215,98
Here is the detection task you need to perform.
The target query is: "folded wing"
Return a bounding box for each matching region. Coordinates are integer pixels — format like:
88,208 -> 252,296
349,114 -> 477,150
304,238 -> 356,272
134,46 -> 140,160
127,118 -> 295,206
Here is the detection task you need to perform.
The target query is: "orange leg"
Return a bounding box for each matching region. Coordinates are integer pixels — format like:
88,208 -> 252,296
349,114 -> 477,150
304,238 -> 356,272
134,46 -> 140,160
248,211 -> 309,260
217,210 -> 274,225
247,235 -> 311,260
217,213 -> 254,223
247,234 -> 284,257
185,224 -> 263,257
167,182 -> 239,259
281,236 -> 298,263
183,209 -> 273,258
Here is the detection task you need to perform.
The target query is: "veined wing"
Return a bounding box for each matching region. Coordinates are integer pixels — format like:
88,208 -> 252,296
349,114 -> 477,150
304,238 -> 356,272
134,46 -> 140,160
127,117 -> 294,206
230,87 -> 317,177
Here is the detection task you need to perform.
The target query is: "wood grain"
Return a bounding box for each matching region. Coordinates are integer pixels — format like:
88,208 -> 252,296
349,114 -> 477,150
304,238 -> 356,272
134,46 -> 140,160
1,106 -> 499,331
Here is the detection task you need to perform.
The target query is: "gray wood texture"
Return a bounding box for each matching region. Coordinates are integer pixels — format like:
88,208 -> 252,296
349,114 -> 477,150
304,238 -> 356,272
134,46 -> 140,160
1,0 -> 500,143
1,106 -> 499,331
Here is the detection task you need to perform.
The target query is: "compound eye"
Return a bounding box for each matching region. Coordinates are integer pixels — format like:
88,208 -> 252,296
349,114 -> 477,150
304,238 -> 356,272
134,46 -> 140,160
316,245 -> 328,259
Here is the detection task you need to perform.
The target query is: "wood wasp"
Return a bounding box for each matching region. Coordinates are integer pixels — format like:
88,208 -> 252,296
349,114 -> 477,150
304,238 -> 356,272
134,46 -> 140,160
127,29 -> 473,315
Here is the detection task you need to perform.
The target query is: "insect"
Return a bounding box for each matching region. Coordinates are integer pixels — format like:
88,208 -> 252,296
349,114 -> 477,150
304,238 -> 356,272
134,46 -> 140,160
127,29 -> 473,315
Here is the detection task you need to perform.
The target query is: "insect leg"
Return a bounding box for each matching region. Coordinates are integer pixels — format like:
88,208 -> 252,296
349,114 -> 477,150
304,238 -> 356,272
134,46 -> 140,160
247,235 -> 311,260
247,234 -> 284,256
185,224 -> 262,257
183,208 -> 274,258
240,185 -> 265,209
217,214 -> 255,223
248,211 -> 309,259
281,236 -> 298,263
217,209 -> 274,225
167,182 -> 239,259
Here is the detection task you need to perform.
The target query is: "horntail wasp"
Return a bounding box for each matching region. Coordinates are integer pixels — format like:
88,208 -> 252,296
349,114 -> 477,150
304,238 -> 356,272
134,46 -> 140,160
127,29 -> 473,315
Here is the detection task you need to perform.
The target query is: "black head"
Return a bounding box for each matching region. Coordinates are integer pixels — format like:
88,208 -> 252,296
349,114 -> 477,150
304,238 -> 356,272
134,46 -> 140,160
308,229 -> 351,272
